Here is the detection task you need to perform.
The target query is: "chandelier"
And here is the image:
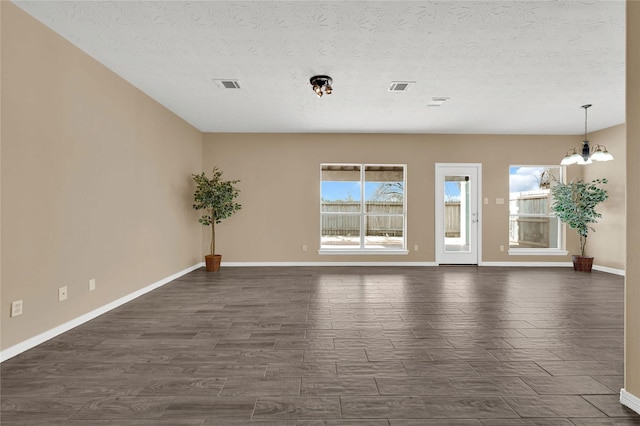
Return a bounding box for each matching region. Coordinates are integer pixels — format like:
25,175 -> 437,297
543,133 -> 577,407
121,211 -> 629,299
561,104 -> 613,165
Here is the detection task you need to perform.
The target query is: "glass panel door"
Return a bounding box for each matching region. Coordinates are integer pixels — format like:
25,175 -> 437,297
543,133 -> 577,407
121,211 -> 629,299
435,164 -> 481,264
444,175 -> 471,253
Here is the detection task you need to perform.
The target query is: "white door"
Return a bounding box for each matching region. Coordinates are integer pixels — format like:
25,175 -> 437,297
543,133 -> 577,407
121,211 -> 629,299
435,164 -> 481,264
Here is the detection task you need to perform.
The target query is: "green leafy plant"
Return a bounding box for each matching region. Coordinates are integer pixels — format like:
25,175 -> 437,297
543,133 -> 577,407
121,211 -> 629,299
192,167 -> 241,256
551,178 -> 608,257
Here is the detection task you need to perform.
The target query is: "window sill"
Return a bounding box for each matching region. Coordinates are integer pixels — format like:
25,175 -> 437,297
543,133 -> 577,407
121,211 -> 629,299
508,248 -> 568,256
318,249 -> 409,256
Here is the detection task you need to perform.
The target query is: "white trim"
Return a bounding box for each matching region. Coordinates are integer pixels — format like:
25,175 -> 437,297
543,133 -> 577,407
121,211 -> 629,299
318,249 -> 409,255
320,163 -> 408,253
223,261 -> 582,268
435,163 -> 482,265
227,261 -> 624,276
222,261 -> 438,267
479,261 -> 573,267
481,261 -> 624,275
620,388 -> 640,415
0,262 -> 204,363
593,264 -> 626,276
508,249 -> 569,256
509,165 -> 564,251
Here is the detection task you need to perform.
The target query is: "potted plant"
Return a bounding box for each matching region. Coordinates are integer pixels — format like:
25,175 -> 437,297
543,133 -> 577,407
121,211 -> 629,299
551,178 -> 608,272
192,167 -> 241,272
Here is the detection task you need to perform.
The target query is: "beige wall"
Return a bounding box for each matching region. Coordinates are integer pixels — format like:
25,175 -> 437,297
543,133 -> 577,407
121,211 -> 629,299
583,124 -> 626,270
625,0 -> 640,400
1,2 -> 634,392
1,3 -> 203,350
203,132 -> 595,264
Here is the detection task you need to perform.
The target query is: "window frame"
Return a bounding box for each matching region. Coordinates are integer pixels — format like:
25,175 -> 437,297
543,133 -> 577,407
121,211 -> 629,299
319,163 -> 408,255
508,165 -> 568,256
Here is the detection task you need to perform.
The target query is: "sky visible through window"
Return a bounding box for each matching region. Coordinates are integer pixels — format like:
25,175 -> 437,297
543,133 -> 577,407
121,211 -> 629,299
445,182 -> 461,202
322,182 -> 390,201
323,181 -> 462,201
323,168 -> 548,202
510,166 -> 551,193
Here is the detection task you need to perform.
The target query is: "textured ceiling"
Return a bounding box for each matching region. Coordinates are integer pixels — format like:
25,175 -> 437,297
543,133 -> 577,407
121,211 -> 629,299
14,1 -> 625,135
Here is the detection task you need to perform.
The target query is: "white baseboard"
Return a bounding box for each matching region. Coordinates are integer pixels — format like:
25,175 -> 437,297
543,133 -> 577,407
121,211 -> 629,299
621,388 -> 640,415
593,264 -> 626,276
222,261 -> 625,276
223,261 -> 583,268
0,262 -> 204,363
481,261 -> 625,276
479,261 -> 573,267
222,262 -> 439,267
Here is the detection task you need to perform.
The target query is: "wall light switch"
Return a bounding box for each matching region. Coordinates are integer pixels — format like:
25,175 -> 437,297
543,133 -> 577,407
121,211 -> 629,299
89,279 -> 96,291
484,198 -> 489,205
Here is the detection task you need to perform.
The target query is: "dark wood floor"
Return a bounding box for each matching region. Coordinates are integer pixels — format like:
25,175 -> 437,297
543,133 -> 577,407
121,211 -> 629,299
2,266 -> 640,425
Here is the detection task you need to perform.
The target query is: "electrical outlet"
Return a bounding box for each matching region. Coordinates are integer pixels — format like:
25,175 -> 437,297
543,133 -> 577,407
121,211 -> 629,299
58,286 -> 68,302
302,245 -> 308,252
11,300 -> 23,317
500,245 -> 505,252
414,245 -> 419,251
89,279 -> 96,291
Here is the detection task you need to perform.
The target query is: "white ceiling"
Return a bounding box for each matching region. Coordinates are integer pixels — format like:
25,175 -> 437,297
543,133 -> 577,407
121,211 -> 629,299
14,1 -> 626,135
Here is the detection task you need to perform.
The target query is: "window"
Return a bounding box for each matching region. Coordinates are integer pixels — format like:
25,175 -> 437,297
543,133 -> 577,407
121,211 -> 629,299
320,164 -> 407,254
509,165 -> 566,255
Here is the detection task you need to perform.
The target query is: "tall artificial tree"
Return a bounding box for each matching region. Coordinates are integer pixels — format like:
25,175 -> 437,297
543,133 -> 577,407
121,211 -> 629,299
551,178 -> 608,257
192,167 -> 242,257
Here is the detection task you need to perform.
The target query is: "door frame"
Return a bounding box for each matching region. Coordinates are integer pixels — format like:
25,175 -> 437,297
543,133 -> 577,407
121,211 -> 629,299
435,163 -> 483,265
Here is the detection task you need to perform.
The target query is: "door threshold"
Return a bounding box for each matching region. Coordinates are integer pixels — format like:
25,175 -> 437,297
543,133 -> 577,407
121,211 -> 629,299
438,264 -> 479,266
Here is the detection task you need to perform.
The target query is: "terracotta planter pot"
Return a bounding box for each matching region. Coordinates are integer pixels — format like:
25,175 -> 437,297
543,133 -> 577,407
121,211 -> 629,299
572,255 -> 594,272
205,254 -> 222,272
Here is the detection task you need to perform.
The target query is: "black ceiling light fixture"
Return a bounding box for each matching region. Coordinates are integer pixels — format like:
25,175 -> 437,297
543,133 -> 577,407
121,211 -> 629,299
310,75 -> 333,98
561,104 -> 614,165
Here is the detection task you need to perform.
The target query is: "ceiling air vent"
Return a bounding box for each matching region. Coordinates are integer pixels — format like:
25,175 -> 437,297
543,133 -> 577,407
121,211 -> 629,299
428,97 -> 450,107
388,81 -> 414,92
213,79 -> 241,89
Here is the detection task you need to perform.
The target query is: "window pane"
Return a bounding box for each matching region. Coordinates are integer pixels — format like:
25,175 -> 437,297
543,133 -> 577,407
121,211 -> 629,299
444,175 -> 471,252
363,166 -> 405,249
367,202 -> 404,236
321,199 -> 360,213
509,166 -> 560,215
364,165 -> 404,205
320,164 -> 406,251
364,214 -> 404,249
321,165 -> 361,210
509,216 -> 560,249
321,214 -> 361,248
509,166 -> 560,193
509,165 -> 562,251
365,214 -> 404,236
511,194 -> 550,215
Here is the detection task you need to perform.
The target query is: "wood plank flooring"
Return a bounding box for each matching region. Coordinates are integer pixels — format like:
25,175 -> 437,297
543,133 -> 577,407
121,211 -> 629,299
2,266 -> 640,425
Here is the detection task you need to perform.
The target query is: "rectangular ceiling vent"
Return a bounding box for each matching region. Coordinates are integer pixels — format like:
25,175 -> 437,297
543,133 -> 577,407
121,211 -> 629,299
388,81 -> 415,92
214,79 -> 241,89
428,97 -> 450,107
